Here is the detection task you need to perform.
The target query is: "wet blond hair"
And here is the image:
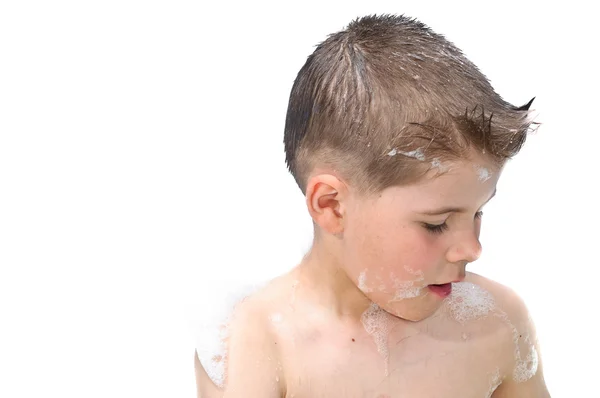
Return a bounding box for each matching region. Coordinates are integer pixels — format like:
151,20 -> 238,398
283,14 -> 537,197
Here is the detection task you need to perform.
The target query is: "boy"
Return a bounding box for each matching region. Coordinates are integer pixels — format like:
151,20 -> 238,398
195,14 -> 550,397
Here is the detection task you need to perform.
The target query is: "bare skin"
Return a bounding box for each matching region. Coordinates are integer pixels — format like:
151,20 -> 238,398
196,270 -> 548,398
195,154 -> 550,397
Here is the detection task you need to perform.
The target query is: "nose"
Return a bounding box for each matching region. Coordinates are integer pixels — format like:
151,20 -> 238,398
445,228 -> 482,264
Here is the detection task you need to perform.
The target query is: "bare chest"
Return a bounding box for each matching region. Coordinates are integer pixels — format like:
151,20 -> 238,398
281,319 -> 507,398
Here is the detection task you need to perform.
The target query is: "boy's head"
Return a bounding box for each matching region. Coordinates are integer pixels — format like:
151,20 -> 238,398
283,14 -> 536,321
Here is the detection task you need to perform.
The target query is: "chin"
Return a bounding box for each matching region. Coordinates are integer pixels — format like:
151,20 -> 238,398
393,310 -> 430,322
385,300 -> 440,322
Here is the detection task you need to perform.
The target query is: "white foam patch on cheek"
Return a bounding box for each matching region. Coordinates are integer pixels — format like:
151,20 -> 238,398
445,282 -> 495,324
358,270 -> 374,293
361,302 -> 393,376
388,269 -> 424,301
390,280 -> 421,300
373,273 -> 387,292
403,265 -> 423,277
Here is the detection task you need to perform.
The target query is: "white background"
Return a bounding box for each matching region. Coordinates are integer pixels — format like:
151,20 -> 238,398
1,1 -> 598,397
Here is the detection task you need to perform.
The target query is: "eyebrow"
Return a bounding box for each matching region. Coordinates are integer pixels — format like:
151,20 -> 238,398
419,189 -> 497,216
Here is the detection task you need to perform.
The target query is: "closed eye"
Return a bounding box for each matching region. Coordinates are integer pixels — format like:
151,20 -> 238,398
423,211 -> 484,235
423,222 -> 449,234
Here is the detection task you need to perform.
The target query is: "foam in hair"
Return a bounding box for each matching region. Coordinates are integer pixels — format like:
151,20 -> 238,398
431,157 -> 448,172
388,147 -> 426,161
475,165 -> 492,182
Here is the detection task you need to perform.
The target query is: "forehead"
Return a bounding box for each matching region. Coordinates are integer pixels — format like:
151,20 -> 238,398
380,158 -> 501,208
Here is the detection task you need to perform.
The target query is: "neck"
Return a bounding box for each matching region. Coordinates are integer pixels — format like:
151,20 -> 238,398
295,237 -> 371,321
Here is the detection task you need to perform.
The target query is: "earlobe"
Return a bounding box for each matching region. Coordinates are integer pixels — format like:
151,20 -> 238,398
305,174 -> 346,236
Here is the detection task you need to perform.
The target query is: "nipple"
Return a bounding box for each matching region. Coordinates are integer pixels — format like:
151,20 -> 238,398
361,302 -> 393,376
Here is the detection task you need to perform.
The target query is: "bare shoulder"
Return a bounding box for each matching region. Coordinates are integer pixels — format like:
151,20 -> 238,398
465,273 -> 538,347
194,274 -> 291,398
465,272 -> 528,317
464,272 -> 550,397
220,276 -> 289,397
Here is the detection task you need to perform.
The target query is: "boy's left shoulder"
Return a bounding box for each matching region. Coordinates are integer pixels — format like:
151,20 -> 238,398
464,272 -> 550,396
465,271 -> 531,322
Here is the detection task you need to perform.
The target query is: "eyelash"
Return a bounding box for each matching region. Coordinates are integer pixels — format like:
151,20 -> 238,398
424,211 -> 484,235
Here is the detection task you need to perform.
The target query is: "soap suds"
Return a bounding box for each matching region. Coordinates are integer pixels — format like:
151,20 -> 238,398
361,302 -> 393,376
387,267 -> 425,302
431,157 -> 448,172
195,283 -> 263,388
485,367 -> 502,398
507,327 -> 539,383
475,165 -> 492,182
513,342 -> 539,382
388,147 -> 426,161
445,282 -> 495,324
447,281 -> 539,383
358,270 -> 374,293
491,306 -> 539,383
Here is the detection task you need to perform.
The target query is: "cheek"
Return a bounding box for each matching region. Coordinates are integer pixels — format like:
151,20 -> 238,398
352,225 -> 441,293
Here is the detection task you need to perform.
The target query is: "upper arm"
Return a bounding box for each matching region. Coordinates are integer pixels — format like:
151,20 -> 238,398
222,300 -> 284,398
492,291 -> 550,398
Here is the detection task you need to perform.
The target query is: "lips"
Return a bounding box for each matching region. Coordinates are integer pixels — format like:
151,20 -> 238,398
428,283 -> 452,297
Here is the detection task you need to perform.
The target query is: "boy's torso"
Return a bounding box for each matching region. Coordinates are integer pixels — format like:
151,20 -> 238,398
262,272 -> 514,398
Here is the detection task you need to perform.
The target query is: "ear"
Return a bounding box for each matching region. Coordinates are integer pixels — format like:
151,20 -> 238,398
305,173 -> 348,236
